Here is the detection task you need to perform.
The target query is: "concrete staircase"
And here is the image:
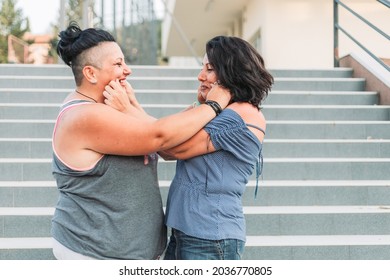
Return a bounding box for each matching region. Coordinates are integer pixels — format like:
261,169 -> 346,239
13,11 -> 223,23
1,64 -> 390,260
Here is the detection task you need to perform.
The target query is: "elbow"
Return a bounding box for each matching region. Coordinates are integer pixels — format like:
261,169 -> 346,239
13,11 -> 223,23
158,150 -> 177,161
173,152 -> 189,160
147,123 -> 172,151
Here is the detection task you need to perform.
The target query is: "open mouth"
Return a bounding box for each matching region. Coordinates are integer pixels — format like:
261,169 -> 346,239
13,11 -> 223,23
118,78 -> 127,86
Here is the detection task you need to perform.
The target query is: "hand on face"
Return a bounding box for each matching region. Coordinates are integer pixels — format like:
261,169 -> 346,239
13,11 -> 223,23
206,83 -> 231,109
103,80 -> 145,117
197,54 -> 229,106
122,80 -> 144,112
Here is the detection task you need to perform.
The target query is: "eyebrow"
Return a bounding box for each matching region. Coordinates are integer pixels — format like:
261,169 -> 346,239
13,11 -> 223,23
113,57 -> 125,64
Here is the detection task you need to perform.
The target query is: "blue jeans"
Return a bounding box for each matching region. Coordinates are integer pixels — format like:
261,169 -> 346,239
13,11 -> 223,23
164,229 -> 245,260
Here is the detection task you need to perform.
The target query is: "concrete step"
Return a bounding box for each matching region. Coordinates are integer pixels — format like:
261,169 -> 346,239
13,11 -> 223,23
0,89 -> 378,106
2,235 -> 389,260
0,64 -> 354,78
0,89 -> 69,103
0,64 -> 200,77
240,180 -> 390,206
1,103 -> 389,121
271,78 -> 365,91
0,207 -> 53,237
263,139 -> 390,158
0,103 -> 61,120
122,105 -> 390,120
0,138 -> 51,158
0,65 -> 73,76
0,120 -> 54,138
1,158 -> 389,181
0,66 -> 204,78
2,120 -> 389,139
266,121 -> 390,139
244,206 -> 390,235
2,138 -> 390,158
261,105 -> 390,121
0,237 -> 54,259
270,68 -> 354,78
160,180 -> 390,207
0,76 -> 366,91
157,158 -> 390,181
2,206 -> 390,237
263,91 -> 379,105
0,181 -> 58,207
244,235 -> 390,260
2,180 -> 389,207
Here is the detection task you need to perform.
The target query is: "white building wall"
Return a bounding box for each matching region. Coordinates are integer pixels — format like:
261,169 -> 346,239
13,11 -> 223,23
243,0 -> 333,69
162,0 -> 389,68
337,1 -> 390,59
241,0 -> 389,69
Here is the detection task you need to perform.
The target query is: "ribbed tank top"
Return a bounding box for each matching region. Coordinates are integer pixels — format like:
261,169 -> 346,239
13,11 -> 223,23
51,100 -> 166,259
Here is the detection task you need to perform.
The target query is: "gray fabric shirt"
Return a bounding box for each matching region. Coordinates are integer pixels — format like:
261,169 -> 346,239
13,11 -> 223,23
51,100 -> 166,259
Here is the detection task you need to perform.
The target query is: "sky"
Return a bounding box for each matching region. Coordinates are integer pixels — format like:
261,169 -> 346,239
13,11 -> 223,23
15,0 -> 164,34
16,0 -> 60,34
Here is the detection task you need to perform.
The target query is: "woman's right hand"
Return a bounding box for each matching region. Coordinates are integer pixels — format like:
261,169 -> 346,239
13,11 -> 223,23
122,80 -> 145,113
206,83 -> 232,109
103,80 -> 147,118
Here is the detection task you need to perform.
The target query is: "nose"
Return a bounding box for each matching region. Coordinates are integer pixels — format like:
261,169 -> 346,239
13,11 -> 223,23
198,69 -> 206,81
124,64 -> 132,76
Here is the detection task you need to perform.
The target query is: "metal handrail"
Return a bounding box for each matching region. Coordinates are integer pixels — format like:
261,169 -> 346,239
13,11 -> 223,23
333,0 -> 390,71
377,0 -> 390,8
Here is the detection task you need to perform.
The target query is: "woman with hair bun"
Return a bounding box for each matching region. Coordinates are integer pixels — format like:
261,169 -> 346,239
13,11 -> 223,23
51,22 -> 231,260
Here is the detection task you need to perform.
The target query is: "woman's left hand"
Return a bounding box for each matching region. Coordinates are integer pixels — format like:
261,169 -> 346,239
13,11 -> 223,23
103,80 -> 146,116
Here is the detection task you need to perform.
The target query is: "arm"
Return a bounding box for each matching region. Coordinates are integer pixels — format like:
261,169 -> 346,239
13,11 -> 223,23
158,128 -> 216,160
158,88 -> 215,160
63,83 -> 231,157
160,103 -> 268,160
101,80 -> 220,159
158,91 -> 213,160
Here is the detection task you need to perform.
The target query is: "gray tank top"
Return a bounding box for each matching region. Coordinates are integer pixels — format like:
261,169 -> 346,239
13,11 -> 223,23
51,100 -> 166,259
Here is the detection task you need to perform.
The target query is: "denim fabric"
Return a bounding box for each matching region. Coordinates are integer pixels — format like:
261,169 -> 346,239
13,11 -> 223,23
164,229 -> 245,260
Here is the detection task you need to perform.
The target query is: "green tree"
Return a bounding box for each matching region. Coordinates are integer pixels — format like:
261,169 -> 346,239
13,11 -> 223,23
0,0 -> 30,63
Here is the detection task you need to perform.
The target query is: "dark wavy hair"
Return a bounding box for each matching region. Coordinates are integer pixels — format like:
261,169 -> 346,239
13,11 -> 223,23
56,21 -> 116,85
206,36 -> 273,107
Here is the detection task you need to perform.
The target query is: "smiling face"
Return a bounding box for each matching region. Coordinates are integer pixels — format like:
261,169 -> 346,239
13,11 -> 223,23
90,42 -> 131,88
197,54 -> 218,102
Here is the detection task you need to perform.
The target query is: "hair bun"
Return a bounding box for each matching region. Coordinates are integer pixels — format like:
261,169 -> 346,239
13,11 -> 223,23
57,22 -> 82,66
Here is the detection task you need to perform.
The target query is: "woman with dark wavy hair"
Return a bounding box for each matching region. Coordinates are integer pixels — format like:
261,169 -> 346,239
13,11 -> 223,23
160,36 -> 274,260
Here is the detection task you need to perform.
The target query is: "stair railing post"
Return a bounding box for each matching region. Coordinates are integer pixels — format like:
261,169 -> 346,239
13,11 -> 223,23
333,0 -> 339,67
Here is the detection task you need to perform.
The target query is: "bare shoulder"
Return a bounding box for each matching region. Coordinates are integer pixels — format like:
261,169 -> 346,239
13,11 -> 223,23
53,103 -> 113,168
227,102 -> 266,141
227,103 -> 266,126
59,103 -> 124,128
